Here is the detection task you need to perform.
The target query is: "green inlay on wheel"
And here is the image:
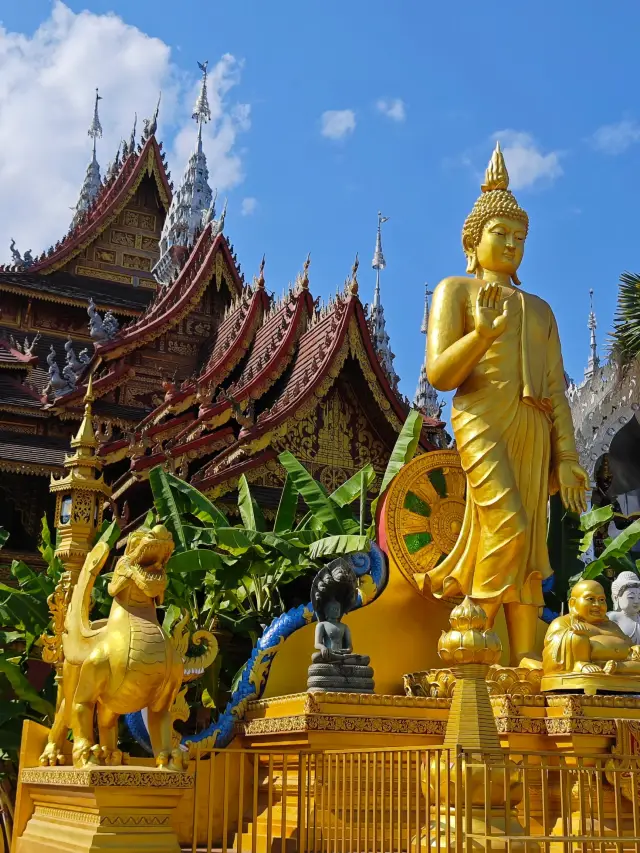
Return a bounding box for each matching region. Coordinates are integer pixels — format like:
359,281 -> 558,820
403,491 -> 431,517
428,468 -> 448,498
404,531 -> 432,554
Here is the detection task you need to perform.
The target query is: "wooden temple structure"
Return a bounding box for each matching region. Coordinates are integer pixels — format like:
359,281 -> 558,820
0,78 -> 445,574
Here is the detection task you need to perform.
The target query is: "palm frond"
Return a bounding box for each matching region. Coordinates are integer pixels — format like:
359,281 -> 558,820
609,271 -> 640,364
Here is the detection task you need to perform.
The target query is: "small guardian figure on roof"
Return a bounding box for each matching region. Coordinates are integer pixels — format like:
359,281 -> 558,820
307,558 -> 375,693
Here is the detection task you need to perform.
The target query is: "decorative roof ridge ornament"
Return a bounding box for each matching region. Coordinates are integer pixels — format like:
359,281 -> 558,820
143,92 -> 161,140
192,60 -> 212,147
347,253 -> 359,296
294,253 -> 311,293
8,238 -> 34,271
70,89 -> 103,230
253,255 -> 266,289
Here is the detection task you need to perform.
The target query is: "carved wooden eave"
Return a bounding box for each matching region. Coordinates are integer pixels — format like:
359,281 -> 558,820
91,230 -> 242,366
168,285 -> 315,447
136,283 -> 270,430
2,137 -> 171,277
190,292 -> 426,494
48,363 -> 135,410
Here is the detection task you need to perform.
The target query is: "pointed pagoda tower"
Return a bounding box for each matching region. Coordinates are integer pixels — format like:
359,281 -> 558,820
153,61 -> 215,285
50,376 -> 111,583
70,89 -> 103,229
369,212 -> 400,389
584,288 -> 600,382
414,284 -> 442,418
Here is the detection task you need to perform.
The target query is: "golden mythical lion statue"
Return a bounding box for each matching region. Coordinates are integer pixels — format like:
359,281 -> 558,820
40,524 -> 217,770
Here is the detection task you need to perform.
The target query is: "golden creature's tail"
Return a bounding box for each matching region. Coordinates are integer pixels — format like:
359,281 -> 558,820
171,611 -> 219,683
62,541 -> 111,666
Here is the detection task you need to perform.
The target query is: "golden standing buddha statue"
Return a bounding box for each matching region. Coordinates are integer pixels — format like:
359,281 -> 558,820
421,143 -> 589,666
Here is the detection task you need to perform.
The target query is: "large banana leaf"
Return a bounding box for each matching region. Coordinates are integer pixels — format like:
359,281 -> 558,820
377,409 -> 422,501
579,504 -> 614,533
0,654 -> 54,718
167,549 -> 224,574
165,471 -> 229,527
278,452 -> 346,535
368,409 -> 423,531
274,474 -> 297,533
581,517 -> 640,580
330,465 -> 375,508
149,466 -> 188,551
0,584 -> 49,636
213,527 -> 302,563
10,560 -> 52,598
238,475 -> 266,532
94,519 -> 121,549
308,535 -> 370,560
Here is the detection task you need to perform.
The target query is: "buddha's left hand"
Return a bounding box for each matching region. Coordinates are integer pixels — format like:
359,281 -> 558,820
557,461 -> 589,515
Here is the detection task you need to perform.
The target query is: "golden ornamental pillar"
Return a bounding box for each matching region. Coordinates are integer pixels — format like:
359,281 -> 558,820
419,599 -> 532,850
49,376 -> 111,585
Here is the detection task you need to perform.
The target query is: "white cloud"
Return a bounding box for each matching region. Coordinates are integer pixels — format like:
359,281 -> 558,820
376,98 -> 406,122
321,109 -> 356,140
591,119 -> 640,155
0,2 -> 250,261
491,130 -> 563,190
241,197 -> 258,216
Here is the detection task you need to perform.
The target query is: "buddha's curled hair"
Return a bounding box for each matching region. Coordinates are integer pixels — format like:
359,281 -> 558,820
462,142 -> 529,252
311,558 -> 358,622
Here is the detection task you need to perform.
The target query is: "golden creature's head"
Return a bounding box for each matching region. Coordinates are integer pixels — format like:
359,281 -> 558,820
108,523 -> 175,603
569,580 -> 608,624
462,142 -> 529,285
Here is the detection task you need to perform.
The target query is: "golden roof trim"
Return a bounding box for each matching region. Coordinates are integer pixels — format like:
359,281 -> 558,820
0,281 -> 142,317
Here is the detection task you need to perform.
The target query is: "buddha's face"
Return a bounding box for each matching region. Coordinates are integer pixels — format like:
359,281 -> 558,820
619,586 -> 640,617
475,217 -> 526,277
324,599 -> 342,620
570,581 -> 608,623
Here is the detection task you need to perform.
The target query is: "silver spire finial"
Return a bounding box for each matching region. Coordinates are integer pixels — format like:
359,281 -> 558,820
368,212 -> 399,388
584,288 -> 600,382
88,88 -> 103,157
372,211 -> 389,271
192,60 -> 212,142
414,285 -> 443,420
421,283 -> 433,334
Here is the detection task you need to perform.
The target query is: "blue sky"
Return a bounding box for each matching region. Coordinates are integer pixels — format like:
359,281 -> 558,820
2,2 -> 639,410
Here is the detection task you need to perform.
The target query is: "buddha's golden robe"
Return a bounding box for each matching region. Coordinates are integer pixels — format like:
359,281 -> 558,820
425,287 -> 578,607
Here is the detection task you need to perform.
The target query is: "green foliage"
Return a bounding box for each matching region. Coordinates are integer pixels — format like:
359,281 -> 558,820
369,409 -> 423,533
610,272 -> 640,365
546,494 -> 584,609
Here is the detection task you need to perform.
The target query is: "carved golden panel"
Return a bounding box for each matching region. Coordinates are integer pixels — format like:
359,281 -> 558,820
95,249 -> 116,264
123,253 -> 152,272
140,213 -> 156,232
122,210 -> 139,228
168,339 -> 198,357
141,235 -> 157,252
111,230 -> 135,248
76,266 -> 132,285
140,278 -> 157,290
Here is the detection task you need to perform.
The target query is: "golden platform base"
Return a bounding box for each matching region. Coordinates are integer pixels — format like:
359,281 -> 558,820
15,765 -> 192,853
541,672 -> 640,695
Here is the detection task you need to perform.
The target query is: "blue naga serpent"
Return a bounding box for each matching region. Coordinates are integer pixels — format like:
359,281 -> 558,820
126,543 -> 387,754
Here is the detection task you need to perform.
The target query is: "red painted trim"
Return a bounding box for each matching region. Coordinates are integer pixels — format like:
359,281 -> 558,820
194,448 -> 278,491
24,137 -> 171,274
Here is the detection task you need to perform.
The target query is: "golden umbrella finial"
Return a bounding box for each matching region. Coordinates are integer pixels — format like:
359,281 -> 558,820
84,373 -> 95,406
481,141 -> 509,193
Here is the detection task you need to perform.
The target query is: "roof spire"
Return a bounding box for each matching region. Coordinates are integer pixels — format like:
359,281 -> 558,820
71,89 -> 103,229
368,212 -> 399,389
414,284 -> 443,419
193,60 -> 212,148
128,112 -> 137,154
152,64 -> 213,285
584,288 -> 600,382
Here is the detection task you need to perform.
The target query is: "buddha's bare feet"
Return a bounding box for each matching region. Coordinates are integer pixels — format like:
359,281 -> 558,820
603,660 -> 618,675
575,662 -> 602,674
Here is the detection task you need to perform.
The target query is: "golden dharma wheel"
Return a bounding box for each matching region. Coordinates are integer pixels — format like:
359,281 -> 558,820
383,449 -> 466,595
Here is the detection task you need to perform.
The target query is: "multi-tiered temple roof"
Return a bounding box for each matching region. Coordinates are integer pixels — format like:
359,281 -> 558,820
0,68 -> 446,564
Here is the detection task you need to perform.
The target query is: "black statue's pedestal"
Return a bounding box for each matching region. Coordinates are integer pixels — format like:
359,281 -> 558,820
307,652 -> 375,693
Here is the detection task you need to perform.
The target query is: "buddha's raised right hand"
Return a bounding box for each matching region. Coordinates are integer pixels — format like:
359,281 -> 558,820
475,282 -> 508,341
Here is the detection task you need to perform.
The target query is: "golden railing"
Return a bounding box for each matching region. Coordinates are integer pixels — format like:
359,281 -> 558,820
183,745 -> 640,853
